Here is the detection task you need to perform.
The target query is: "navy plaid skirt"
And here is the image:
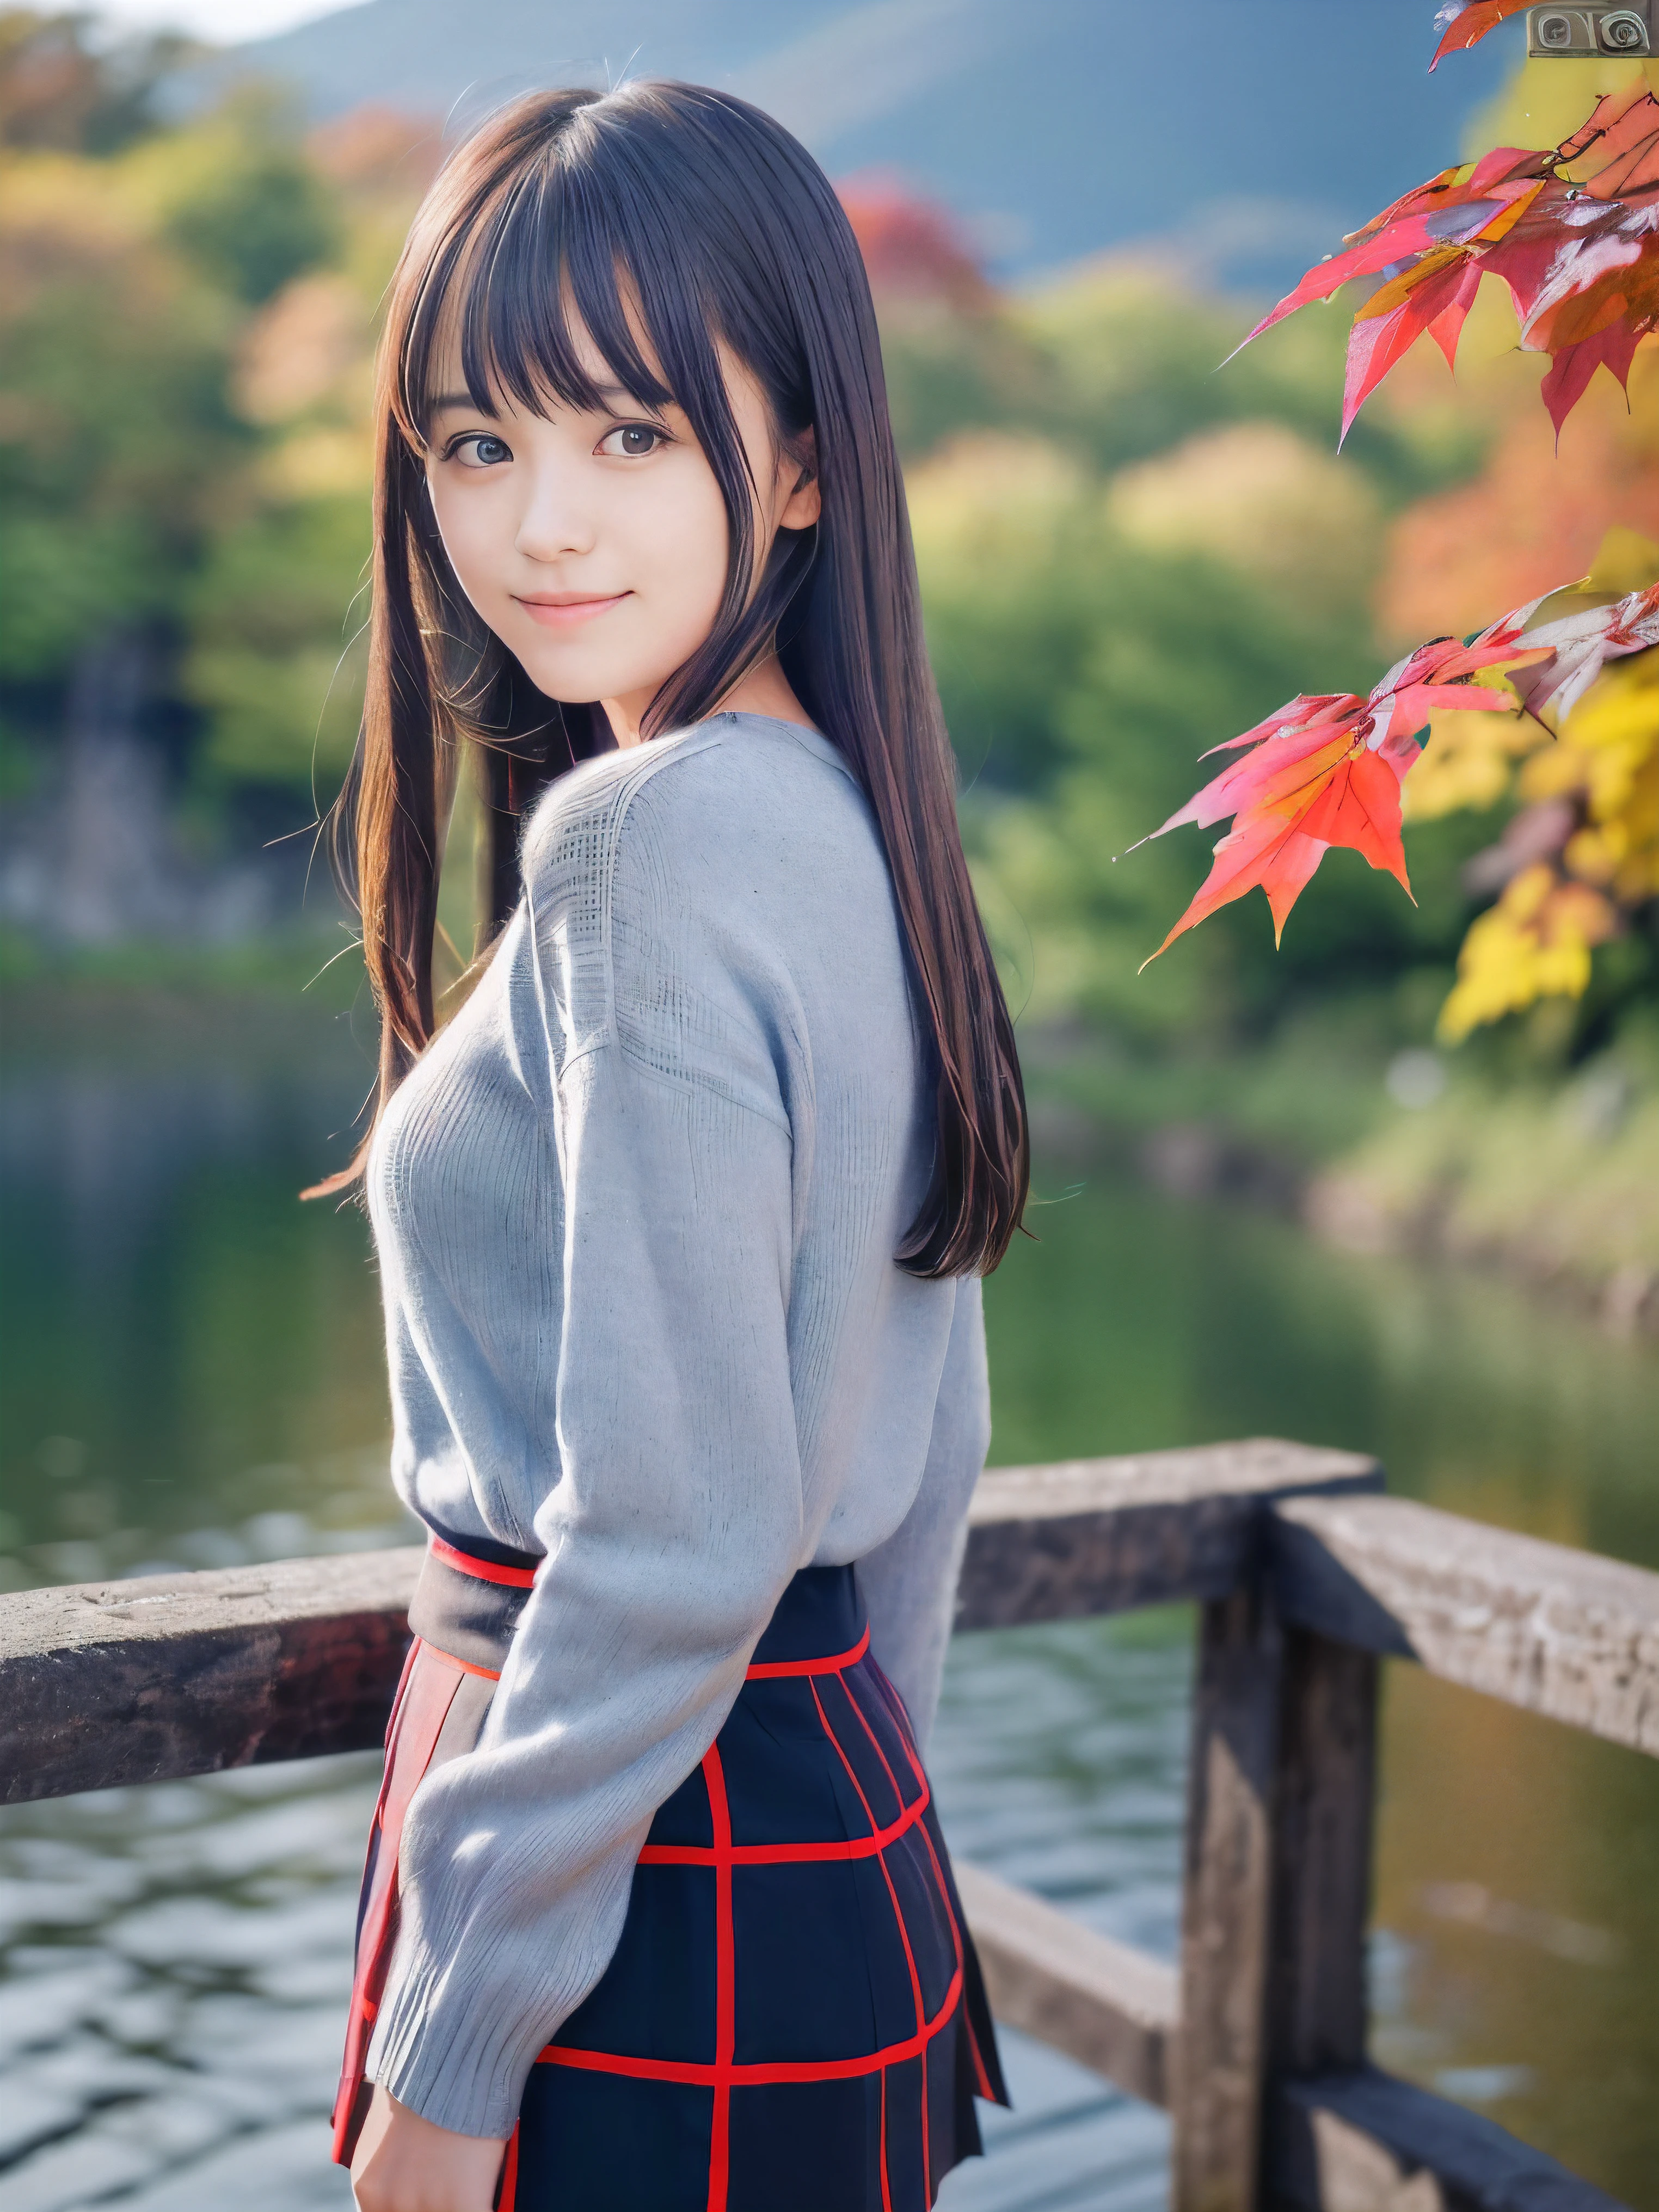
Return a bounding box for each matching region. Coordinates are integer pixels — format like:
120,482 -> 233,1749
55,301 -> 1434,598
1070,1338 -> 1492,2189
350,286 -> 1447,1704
336,1535 -> 1007,2212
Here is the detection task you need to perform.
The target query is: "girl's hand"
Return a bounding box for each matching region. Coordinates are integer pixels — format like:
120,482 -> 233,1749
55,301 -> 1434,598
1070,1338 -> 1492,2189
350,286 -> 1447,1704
350,2084 -> 508,2212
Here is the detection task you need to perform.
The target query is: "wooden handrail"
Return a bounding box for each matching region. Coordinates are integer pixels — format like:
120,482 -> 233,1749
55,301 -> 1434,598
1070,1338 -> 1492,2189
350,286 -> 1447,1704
2,1438 -> 1380,1806
954,1858 -> 1177,2108
957,1437 -> 1381,1626
1271,1491 -> 1659,1754
1,1437 -> 1650,2212
0,1546 -> 418,1802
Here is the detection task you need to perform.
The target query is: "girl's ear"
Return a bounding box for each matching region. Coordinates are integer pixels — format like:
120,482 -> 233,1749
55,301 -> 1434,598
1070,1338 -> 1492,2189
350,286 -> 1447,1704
780,426 -> 821,531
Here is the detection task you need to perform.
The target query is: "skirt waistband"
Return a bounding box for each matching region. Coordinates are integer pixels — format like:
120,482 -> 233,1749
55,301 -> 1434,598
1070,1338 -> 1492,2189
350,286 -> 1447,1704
409,1529 -> 867,1682
407,1528 -> 537,1674
427,1531 -> 536,1589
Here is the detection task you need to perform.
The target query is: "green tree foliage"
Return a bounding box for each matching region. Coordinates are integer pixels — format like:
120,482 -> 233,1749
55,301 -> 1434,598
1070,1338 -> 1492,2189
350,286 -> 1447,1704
907,426 -> 1455,1040
0,13 -> 409,833
0,151 -> 242,679
178,109 -> 443,791
159,106 -> 342,305
880,263 -> 1484,500
185,493 -> 369,788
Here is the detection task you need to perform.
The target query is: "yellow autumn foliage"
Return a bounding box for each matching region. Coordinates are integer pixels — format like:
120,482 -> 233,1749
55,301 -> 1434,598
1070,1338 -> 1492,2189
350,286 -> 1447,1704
1439,864 -> 1618,1042
1402,695 -> 1533,822
1412,530 -> 1659,1040
1523,652 -> 1659,907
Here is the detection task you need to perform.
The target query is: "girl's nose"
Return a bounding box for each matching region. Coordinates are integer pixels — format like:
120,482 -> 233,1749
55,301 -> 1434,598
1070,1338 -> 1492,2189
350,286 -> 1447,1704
515,463 -> 597,562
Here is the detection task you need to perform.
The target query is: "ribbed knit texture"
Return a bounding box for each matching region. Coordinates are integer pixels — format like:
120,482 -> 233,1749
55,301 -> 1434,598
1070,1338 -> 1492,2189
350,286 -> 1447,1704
362,714 -> 992,2140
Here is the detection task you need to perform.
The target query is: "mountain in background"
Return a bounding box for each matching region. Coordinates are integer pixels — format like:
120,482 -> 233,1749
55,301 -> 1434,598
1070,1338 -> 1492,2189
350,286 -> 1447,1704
229,0 -> 1520,290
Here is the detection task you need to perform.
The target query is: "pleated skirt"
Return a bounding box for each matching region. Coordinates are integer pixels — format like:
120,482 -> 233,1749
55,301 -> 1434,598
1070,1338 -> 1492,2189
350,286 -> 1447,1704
335,1537 -> 1008,2212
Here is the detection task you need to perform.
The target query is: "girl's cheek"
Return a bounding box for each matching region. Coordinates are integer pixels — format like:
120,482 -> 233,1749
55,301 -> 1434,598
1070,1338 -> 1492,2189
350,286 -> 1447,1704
434,514 -> 496,618
441,497 -> 499,581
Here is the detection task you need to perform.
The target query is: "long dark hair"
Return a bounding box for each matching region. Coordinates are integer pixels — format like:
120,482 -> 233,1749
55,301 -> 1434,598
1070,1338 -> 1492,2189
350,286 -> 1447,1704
318,79 -> 1027,1275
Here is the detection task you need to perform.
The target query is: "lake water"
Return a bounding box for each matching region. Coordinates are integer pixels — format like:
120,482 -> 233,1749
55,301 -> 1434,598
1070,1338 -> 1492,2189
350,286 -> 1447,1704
2,999 -> 1656,2209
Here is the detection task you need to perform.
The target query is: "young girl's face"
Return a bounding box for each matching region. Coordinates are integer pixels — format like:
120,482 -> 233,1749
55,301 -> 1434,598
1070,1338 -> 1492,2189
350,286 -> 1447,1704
423,319 -> 819,739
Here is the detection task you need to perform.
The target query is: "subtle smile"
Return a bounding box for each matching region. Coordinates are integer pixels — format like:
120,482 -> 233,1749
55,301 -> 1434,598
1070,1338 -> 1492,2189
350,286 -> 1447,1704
514,592 -> 632,629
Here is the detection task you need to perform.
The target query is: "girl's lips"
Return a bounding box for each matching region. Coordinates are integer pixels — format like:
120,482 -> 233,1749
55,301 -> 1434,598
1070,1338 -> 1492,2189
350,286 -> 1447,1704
514,592 -> 630,629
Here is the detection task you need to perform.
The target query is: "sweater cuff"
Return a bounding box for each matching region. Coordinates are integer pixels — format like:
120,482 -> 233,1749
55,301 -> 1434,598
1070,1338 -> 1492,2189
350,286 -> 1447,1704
365,1933 -> 536,2142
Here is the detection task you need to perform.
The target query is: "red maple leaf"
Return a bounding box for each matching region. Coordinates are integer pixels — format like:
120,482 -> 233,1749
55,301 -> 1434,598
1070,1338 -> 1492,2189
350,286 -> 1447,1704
1138,607 -> 1549,965
1236,86 -> 1659,437
1429,1 -> 1533,69
1140,580 -> 1659,964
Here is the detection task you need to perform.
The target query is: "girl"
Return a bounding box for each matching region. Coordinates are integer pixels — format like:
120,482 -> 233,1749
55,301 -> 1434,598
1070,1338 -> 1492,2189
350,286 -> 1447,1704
324,78 -> 1028,2212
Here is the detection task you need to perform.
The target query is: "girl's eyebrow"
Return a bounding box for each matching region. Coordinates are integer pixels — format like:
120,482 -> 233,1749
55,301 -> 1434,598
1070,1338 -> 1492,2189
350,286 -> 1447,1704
427,385 -> 657,415
592,383 -> 672,413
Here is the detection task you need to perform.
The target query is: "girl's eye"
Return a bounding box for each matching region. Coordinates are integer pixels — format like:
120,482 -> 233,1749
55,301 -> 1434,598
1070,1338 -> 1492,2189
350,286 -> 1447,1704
452,433 -> 511,468
601,423 -> 666,458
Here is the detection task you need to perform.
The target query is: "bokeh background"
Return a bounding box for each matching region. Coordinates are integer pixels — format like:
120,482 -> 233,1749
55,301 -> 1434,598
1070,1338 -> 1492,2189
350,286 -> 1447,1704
1,5 -> 1656,2207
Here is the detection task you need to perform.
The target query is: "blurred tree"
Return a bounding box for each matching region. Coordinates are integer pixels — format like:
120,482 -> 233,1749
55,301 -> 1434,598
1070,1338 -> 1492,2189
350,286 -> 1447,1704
908,434 -> 1106,794
0,8 -> 193,154
153,95 -> 343,305
1107,421 -> 1382,625
906,427 -> 1459,1043
185,495 -> 370,790
0,24 -> 349,702
181,112 -> 439,800
0,150 -> 241,681
856,194 -> 1489,505
0,14 -> 396,941
0,132 -> 250,937
1014,266 -> 1353,476
1379,345 -> 1659,647
838,176 -> 992,312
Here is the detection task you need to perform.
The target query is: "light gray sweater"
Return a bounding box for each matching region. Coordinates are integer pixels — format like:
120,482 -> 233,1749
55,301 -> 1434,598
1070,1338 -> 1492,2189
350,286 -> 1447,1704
362,712 -> 992,2140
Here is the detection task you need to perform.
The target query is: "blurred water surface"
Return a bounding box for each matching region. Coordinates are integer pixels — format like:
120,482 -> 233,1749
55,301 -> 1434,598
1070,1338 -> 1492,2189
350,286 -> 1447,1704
1,1006 -> 1656,2208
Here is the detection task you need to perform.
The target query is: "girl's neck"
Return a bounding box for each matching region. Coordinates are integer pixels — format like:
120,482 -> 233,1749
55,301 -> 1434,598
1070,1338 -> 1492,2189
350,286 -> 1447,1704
599,653 -> 815,749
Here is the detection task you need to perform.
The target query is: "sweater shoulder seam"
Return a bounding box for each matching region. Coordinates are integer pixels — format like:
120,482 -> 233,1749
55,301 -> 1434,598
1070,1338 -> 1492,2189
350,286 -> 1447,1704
521,728 -> 728,1069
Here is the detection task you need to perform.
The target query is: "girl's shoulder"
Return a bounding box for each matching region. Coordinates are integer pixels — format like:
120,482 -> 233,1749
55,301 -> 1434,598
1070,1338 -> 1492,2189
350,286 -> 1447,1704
515,713 -> 886,1086
518,712 -> 870,924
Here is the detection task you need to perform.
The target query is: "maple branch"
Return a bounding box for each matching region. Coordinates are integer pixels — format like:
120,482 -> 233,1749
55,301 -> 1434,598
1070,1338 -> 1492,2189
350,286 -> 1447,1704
1140,584 -> 1659,964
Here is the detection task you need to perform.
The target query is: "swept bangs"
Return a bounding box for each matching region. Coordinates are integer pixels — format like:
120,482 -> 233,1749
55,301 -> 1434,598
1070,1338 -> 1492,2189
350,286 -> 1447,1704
402,159 -> 675,437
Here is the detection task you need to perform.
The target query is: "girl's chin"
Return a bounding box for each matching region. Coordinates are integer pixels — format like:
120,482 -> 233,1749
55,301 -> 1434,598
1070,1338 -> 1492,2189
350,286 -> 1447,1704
509,638 -> 693,711
520,656 -> 636,699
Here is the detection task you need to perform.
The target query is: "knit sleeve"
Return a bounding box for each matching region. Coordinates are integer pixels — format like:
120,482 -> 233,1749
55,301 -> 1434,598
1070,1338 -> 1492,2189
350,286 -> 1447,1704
858,1275 -> 991,1753
364,749 -> 805,2139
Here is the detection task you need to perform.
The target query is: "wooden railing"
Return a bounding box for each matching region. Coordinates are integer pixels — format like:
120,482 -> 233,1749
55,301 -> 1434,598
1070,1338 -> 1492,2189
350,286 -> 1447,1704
3,1437 -> 1655,2212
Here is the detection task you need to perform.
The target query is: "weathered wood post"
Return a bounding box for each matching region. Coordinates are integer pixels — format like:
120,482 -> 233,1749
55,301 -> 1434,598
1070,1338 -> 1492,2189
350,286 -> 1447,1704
1170,1590 -> 1379,2209
1170,1580 -> 1284,2212
1264,1629 -> 1377,2080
